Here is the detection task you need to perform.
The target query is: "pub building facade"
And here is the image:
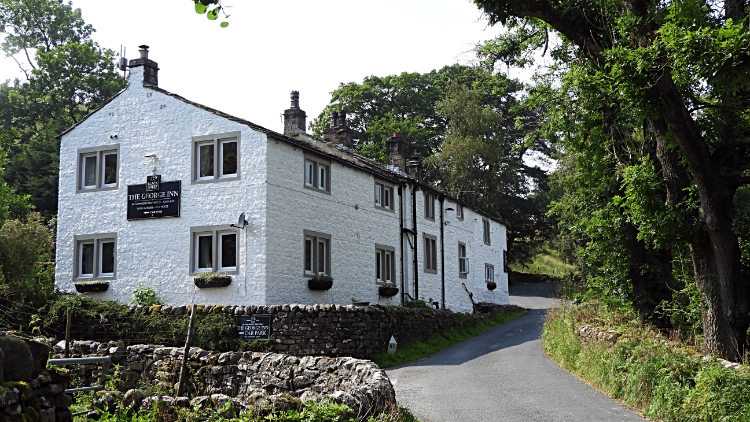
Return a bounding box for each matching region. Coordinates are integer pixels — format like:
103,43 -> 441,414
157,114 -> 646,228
55,46 -> 509,312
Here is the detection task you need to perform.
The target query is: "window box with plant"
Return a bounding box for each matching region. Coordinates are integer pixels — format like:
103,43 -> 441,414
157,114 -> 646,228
74,280 -> 109,293
194,272 -> 232,288
378,284 -> 399,297
308,274 -> 333,291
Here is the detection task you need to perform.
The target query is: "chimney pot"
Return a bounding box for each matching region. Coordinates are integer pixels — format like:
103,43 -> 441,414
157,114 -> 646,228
290,91 -> 300,108
138,45 -> 149,59
406,159 -> 423,181
329,111 -> 338,128
387,133 -> 406,171
337,109 -> 347,127
283,91 -> 307,137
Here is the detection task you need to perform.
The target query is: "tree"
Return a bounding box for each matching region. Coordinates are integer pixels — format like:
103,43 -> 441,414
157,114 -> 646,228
0,0 -> 125,219
473,0 -> 750,359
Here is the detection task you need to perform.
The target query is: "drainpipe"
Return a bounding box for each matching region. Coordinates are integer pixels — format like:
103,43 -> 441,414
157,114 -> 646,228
439,195 -> 445,309
412,183 -> 419,300
398,186 -> 405,305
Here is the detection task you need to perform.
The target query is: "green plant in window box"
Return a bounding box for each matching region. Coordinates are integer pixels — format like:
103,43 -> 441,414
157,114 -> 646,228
74,280 -> 109,293
194,272 -> 232,288
308,273 -> 333,291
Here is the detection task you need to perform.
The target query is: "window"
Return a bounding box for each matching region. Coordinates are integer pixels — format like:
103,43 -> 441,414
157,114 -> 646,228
458,242 -> 468,278
424,192 -> 435,220
192,132 -> 241,184
190,225 -> 239,274
456,205 -> 464,220
483,218 -> 491,245
376,245 -> 395,284
423,233 -> 437,274
485,264 -> 495,283
503,250 -> 509,273
303,155 -> 331,194
375,181 -> 394,211
74,233 -> 117,280
76,145 -> 119,192
303,230 -> 331,276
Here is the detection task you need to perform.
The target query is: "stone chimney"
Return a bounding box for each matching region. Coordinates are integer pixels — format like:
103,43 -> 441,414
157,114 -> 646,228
128,45 -> 159,87
323,107 -> 353,149
283,91 -> 307,137
406,158 -> 423,181
387,133 -> 406,172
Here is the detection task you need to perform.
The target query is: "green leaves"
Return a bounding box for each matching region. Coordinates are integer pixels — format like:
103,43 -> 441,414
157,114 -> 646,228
192,0 -> 229,28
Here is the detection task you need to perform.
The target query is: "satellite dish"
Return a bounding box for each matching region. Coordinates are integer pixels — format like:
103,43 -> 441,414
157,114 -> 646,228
231,212 -> 248,229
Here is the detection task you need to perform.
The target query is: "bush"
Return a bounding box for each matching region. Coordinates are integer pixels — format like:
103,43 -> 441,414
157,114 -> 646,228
0,212 -> 53,282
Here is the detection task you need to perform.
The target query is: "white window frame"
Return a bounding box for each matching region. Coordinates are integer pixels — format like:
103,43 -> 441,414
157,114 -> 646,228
424,233 -> 438,274
485,264 -> 495,283
456,205 -> 464,220
424,192 -> 435,221
303,230 -> 331,277
376,245 -> 396,285
191,132 -> 241,185
458,242 -> 469,278
303,155 -> 331,194
73,233 -> 117,281
189,225 -> 239,275
375,181 -> 394,211
483,218 -> 491,246
76,144 -> 120,193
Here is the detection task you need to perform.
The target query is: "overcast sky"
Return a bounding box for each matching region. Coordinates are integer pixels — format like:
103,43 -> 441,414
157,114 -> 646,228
0,0 -> 524,132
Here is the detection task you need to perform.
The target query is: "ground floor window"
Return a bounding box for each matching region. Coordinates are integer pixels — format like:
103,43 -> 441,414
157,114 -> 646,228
190,225 -> 239,274
376,245 -> 395,284
458,242 -> 468,277
485,264 -> 495,283
424,234 -> 437,274
304,230 -> 331,277
74,233 -> 117,280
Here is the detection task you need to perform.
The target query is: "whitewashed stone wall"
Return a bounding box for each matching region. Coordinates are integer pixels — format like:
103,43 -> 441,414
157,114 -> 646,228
56,66 -> 269,305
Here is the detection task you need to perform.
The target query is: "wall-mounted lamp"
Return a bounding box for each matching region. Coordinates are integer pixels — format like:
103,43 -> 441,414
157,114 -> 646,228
144,152 -> 157,174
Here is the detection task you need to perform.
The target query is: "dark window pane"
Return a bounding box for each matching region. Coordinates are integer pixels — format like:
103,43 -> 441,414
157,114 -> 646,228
198,235 -> 212,269
199,144 -> 214,178
101,241 -> 114,274
318,240 -> 326,274
83,155 -> 97,187
103,153 -> 117,185
221,233 -> 237,268
222,141 -> 237,176
305,238 -> 313,272
81,243 -> 94,275
376,251 -> 381,279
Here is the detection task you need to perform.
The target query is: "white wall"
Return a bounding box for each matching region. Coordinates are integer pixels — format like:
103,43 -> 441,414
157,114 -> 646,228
56,66 -> 269,305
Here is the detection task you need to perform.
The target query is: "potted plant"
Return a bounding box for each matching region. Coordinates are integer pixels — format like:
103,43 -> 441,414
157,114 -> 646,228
194,272 -> 232,288
74,281 -> 109,293
378,284 -> 399,297
487,281 -> 497,291
308,274 -> 333,291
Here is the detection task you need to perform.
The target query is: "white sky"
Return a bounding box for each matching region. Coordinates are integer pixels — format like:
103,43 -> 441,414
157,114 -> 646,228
0,0 -> 528,132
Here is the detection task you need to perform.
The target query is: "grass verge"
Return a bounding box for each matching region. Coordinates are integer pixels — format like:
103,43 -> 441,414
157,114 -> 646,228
509,247 -> 575,277
370,309 -> 525,368
543,304 -> 750,421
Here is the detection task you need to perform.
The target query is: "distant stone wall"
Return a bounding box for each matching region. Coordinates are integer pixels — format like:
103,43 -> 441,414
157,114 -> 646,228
0,332 -> 72,422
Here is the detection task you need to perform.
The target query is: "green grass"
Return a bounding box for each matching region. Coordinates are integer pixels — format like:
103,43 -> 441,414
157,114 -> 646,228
370,310 -> 525,368
543,304 -> 750,421
510,247 -> 575,277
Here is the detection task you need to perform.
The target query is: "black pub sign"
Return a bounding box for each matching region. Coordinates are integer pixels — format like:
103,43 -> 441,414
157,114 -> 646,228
235,315 -> 272,340
127,179 -> 181,220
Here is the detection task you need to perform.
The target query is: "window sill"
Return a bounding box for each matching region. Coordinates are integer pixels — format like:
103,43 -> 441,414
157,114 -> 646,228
76,185 -> 119,194
374,205 -> 395,213
459,274 -> 468,279
192,176 -> 241,185
303,185 -> 331,195
424,269 -> 438,274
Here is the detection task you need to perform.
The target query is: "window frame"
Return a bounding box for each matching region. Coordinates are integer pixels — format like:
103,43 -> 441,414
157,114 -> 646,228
458,242 -> 468,278
424,192 -> 435,221
191,132 -> 241,185
423,233 -> 438,274
483,218 -> 492,246
485,263 -> 495,283
73,233 -> 117,281
76,144 -> 120,193
456,205 -> 464,220
375,244 -> 396,285
303,230 -> 331,277
303,155 -> 331,195
374,180 -> 395,212
189,225 -> 240,275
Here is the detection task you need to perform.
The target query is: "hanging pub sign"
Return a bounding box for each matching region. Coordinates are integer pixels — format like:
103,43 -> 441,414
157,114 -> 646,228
127,177 -> 181,220
235,315 -> 272,340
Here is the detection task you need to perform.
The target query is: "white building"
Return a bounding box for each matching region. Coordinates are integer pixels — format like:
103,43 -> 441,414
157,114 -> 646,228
55,47 -> 508,312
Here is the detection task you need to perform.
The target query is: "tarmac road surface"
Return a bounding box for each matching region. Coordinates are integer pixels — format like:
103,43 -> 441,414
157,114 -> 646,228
386,282 -> 648,422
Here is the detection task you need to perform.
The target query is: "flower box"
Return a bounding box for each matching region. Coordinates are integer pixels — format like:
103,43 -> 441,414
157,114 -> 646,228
308,276 -> 333,291
378,285 -> 399,297
194,274 -> 232,288
74,281 -> 109,293
487,282 -> 497,291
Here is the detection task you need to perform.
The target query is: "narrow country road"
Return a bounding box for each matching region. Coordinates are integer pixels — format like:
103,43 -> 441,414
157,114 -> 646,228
386,282 -> 648,422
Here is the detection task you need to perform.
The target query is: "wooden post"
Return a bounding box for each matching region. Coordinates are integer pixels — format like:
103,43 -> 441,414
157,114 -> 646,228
64,308 -> 72,358
177,304 -> 196,397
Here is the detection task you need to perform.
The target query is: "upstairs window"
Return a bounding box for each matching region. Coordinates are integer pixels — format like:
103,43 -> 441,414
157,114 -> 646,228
304,230 -> 331,276
456,205 -> 464,220
77,145 -> 119,192
458,242 -> 468,278
190,225 -> 239,275
304,155 -> 330,194
74,233 -> 117,280
376,245 -> 395,284
192,132 -> 241,184
375,182 -> 394,211
424,192 -> 435,221
424,233 -> 437,274
483,218 -> 491,245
